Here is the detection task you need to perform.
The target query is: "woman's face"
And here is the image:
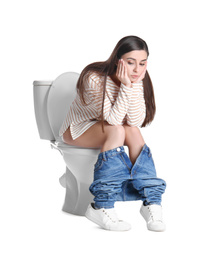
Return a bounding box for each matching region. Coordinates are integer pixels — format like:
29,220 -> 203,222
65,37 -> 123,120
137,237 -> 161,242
121,50 -> 148,83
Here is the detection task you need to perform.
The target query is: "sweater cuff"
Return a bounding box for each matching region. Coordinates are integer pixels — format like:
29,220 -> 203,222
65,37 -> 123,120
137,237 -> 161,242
132,81 -> 143,86
120,83 -> 133,91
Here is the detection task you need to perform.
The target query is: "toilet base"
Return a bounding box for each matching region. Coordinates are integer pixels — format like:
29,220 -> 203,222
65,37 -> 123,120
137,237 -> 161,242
61,167 -> 94,216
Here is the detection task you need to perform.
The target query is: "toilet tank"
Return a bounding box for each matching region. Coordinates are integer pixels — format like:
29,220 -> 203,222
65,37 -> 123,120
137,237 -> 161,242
33,72 -> 80,141
33,80 -> 55,140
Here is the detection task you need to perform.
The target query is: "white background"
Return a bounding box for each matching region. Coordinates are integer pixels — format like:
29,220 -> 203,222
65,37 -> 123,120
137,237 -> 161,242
1,0 -> 212,259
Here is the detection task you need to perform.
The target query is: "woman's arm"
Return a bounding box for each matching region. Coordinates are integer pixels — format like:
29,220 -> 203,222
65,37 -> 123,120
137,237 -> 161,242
103,83 -> 132,125
126,62 -> 147,127
86,75 -> 133,125
126,82 -> 146,126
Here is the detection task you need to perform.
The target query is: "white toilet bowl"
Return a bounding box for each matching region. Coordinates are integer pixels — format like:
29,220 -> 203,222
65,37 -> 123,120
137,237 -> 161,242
33,72 -> 100,216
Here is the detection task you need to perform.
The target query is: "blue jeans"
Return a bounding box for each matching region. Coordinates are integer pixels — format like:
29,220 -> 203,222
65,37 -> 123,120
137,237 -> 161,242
89,144 -> 166,209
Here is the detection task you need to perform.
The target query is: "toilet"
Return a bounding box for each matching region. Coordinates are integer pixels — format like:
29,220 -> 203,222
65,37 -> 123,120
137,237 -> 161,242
33,72 -> 100,216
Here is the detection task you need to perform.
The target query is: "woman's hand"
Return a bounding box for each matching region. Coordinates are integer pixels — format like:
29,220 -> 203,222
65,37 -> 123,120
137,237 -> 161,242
116,59 -> 132,88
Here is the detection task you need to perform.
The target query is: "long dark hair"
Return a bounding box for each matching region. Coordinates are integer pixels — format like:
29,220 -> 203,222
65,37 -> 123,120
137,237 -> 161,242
77,35 -> 156,130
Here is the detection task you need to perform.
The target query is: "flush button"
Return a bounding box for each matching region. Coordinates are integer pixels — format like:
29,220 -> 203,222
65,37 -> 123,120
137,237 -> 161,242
117,147 -> 121,152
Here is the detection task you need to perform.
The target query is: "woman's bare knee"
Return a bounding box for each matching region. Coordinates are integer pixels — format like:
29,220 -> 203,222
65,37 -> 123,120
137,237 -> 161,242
123,125 -> 145,164
101,125 -> 125,151
124,125 -> 145,147
105,125 -> 125,141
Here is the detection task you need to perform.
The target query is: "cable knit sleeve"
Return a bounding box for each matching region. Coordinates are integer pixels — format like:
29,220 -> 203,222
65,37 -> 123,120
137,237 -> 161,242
126,81 -> 146,127
86,74 -> 133,125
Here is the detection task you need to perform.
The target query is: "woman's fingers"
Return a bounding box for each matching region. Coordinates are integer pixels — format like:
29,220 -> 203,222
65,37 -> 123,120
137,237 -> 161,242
136,62 -> 147,83
116,59 -> 121,78
116,59 -> 131,86
116,59 -> 123,79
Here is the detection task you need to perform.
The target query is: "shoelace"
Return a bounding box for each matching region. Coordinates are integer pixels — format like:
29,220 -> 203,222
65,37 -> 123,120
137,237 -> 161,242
102,208 -> 119,223
147,206 -> 163,222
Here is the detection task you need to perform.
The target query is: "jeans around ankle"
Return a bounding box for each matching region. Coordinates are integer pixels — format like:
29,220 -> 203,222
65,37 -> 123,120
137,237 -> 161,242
89,144 -> 166,209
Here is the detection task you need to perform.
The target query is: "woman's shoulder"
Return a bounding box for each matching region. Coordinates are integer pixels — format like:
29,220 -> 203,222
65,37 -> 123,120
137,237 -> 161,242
86,71 -> 104,89
89,71 -> 103,82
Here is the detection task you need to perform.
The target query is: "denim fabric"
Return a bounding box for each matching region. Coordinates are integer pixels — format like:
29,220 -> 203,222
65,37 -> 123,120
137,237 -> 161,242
89,144 -> 166,209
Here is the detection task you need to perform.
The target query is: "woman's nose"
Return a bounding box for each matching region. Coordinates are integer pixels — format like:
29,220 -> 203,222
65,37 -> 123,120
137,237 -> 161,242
133,64 -> 139,72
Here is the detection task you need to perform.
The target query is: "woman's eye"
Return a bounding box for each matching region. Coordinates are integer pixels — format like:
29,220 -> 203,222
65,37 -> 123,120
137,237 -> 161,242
128,62 -> 134,65
140,63 -> 145,66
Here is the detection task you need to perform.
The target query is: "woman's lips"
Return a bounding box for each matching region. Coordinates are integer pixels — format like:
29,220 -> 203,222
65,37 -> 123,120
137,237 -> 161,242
131,75 -> 139,79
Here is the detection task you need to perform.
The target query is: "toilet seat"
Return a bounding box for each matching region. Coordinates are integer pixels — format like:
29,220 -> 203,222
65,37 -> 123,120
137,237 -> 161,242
51,140 -> 100,156
47,72 -> 79,142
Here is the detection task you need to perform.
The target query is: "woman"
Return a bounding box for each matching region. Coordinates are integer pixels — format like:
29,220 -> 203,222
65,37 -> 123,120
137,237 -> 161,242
60,36 -> 166,232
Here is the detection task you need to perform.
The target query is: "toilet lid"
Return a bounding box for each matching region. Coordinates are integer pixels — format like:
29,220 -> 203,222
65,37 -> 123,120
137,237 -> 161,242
47,72 -> 79,141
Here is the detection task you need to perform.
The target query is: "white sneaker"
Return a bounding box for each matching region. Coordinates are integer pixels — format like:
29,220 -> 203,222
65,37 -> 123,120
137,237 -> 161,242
140,204 -> 166,232
85,203 -> 131,231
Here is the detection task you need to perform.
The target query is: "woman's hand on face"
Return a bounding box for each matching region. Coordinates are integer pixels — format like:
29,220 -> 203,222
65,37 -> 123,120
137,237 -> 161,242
116,59 -> 132,88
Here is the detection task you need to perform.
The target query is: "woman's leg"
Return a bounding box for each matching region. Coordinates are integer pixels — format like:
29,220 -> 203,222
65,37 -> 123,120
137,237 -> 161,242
123,125 -> 145,164
63,123 -> 131,231
63,122 -> 125,152
123,125 -> 166,204
63,123 -> 145,162
130,144 -> 166,231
